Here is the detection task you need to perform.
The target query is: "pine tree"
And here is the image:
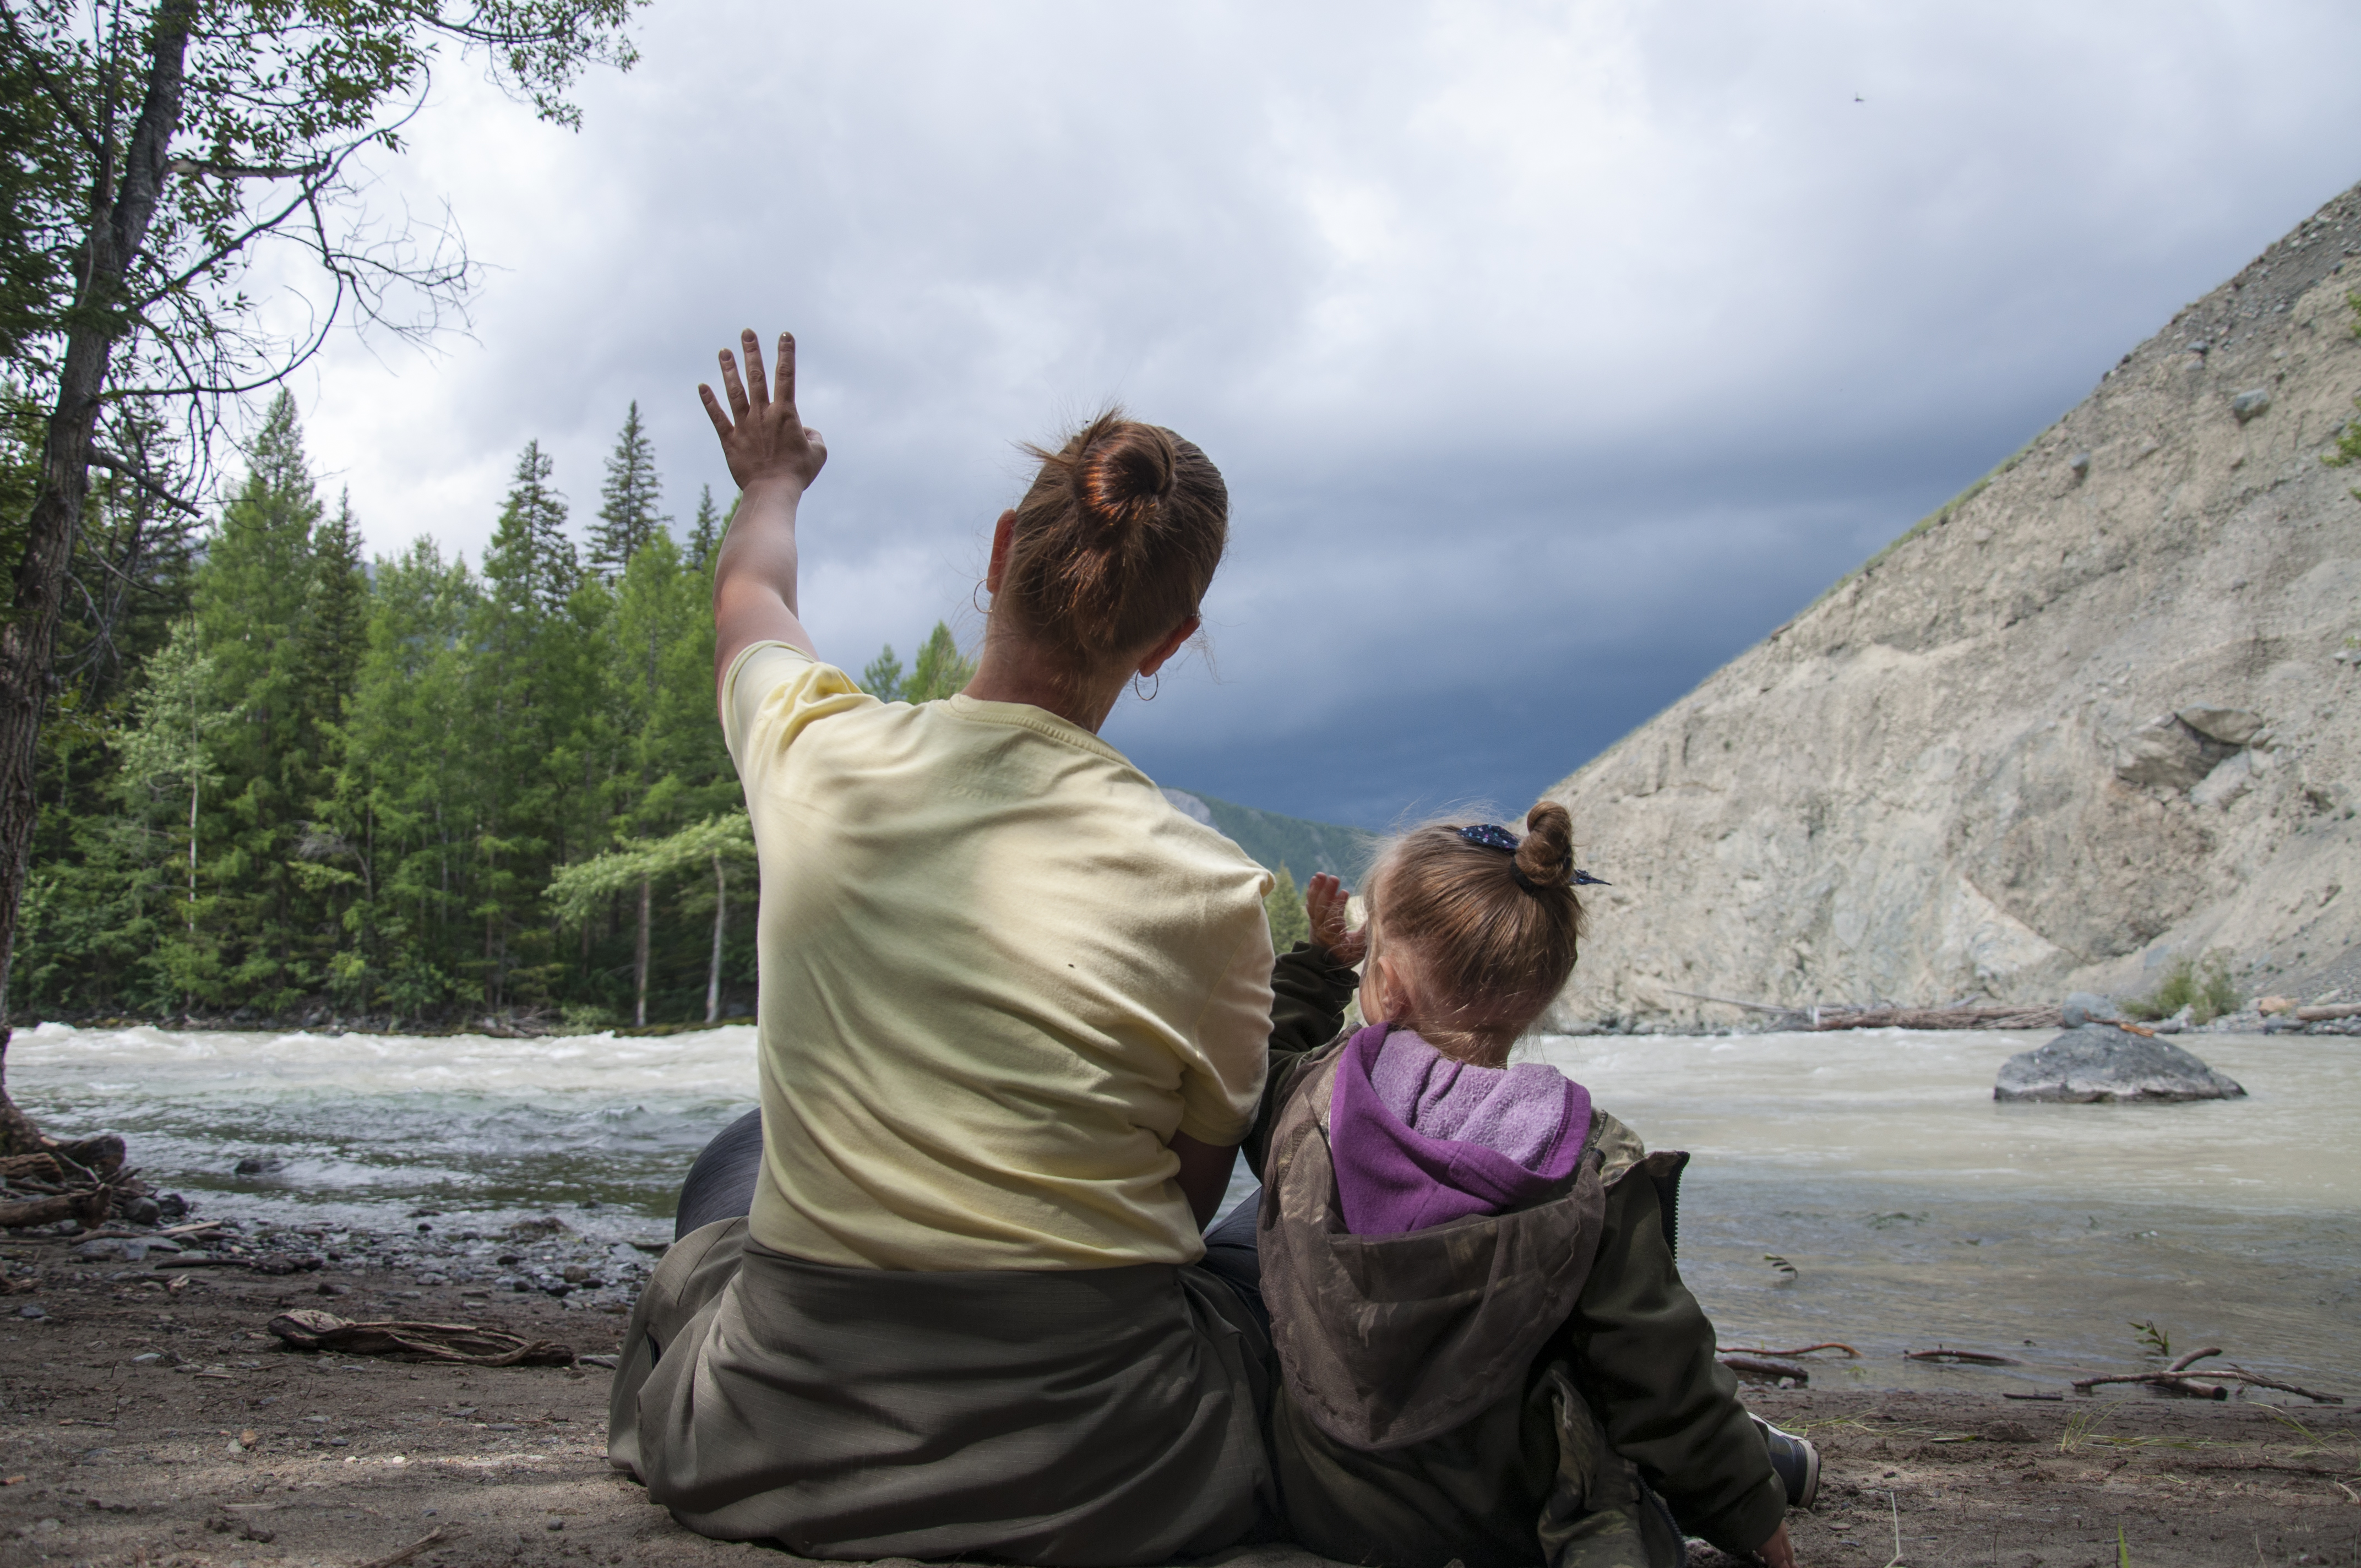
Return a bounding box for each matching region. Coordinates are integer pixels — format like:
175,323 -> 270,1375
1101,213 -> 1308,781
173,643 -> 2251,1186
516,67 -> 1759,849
906,621 -> 977,701
12,399 -> 201,1015
859,645 -> 905,702
493,441 -> 578,613
686,485 -> 722,576
338,540 -> 479,1022
189,390 -> 326,1012
467,441 -> 595,1011
296,491 -> 374,1003
108,619 -> 235,1008
1265,866 -> 1310,952
305,492 -> 368,727
606,532 -> 736,1025
13,401 -> 796,1028
590,402 -> 665,580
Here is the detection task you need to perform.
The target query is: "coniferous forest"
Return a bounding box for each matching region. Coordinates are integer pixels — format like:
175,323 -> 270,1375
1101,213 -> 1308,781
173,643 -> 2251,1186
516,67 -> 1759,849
3,394 -> 976,1032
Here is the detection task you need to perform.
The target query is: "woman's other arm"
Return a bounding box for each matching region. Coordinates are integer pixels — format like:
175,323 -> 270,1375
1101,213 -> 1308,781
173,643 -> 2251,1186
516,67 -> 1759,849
1241,873 -> 1363,1179
1168,1133 -> 1237,1229
704,329 -> 830,707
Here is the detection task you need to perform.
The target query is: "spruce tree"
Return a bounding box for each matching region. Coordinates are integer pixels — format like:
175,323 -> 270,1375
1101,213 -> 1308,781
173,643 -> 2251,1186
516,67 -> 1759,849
305,492 -> 369,729
686,484 -> 722,576
296,491 -> 373,1000
1265,865 -> 1310,952
859,645 -> 905,702
466,441 -> 595,1011
906,622 -> 977,701
591,402 -> 665,580
189,390 -> 326,1013
338,541 -> 479,1022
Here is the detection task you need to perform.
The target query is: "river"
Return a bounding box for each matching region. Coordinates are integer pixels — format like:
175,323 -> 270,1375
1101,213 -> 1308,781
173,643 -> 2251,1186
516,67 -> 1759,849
14,1021 -> 2355,1393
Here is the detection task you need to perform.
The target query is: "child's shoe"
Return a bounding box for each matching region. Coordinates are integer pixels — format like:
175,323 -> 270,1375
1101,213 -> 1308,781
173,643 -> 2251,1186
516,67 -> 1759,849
1750,1414 -> 1820,1509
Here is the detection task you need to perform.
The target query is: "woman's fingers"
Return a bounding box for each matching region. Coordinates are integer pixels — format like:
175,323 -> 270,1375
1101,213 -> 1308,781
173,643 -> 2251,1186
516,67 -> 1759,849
741,328 -> 769,408
719,346 -> 749,421
701,328 -> 825,493
697,382 -> 733,440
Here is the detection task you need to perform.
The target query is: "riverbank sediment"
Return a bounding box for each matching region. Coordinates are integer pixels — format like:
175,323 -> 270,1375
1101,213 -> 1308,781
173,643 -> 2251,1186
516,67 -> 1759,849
0,1222 -> 2353,1567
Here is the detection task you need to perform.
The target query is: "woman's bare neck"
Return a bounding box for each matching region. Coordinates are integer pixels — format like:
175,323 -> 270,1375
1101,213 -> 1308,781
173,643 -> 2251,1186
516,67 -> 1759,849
962,631 -> 1126,734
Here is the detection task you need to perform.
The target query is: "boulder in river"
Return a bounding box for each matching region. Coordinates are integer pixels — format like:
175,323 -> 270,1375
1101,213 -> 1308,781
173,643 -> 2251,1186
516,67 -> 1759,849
1994,1025 -> 2246,1103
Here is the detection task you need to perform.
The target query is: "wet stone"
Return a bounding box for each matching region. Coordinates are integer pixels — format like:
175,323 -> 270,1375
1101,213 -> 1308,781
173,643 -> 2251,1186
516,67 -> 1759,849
1994,1026 -> 2247,1103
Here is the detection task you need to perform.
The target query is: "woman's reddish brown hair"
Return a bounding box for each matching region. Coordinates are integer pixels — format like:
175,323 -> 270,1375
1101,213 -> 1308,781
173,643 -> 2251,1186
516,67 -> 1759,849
998,409 -> 1228,676
1365,802 -> 1588,1064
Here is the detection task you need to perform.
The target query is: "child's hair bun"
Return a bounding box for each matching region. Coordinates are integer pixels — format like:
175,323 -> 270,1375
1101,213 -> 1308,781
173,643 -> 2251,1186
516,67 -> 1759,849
1075,421 -> 1177,532
1515,802 -> 1575,893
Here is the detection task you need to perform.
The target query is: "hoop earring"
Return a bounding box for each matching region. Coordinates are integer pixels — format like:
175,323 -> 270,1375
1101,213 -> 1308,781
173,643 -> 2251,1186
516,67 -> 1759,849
1133,671 -> 1160,702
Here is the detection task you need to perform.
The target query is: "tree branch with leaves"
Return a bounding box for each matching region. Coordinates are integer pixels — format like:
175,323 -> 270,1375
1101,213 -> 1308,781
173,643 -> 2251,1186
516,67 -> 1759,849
0,0 -> 643,1156
546,813 -> 755,1030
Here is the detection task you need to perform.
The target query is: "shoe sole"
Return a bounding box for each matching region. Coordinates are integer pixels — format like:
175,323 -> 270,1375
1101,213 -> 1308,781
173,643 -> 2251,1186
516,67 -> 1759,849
1750,1414 -> 1821,1510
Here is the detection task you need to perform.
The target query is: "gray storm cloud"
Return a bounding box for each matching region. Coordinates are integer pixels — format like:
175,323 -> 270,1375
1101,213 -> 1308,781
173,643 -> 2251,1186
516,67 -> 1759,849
283,0 -> 2361,826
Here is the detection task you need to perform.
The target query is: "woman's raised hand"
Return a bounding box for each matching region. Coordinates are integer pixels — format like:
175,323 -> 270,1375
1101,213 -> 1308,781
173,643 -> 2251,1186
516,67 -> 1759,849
700,329 -> 827,496
1305,874 -> 1367,966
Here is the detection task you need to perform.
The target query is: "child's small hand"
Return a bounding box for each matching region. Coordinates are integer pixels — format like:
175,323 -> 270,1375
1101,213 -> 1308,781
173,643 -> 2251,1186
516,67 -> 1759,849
1305,874 -> 1367,966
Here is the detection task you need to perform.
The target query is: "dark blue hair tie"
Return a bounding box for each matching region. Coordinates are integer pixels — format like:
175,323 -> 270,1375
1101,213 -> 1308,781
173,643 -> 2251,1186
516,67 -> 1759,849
1456,823 -> 1610,892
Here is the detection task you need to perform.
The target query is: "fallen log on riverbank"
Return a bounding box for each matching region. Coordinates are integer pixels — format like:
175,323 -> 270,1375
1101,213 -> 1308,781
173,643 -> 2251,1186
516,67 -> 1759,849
1661,989 -> 2066,1031
2070,1348 -> 2348,1404
0,1134 -> 141,1229
1810,1005 -> 2064,1032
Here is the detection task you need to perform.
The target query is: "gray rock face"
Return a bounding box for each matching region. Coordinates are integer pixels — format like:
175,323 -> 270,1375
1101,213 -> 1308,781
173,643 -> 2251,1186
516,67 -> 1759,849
1537,180 -> 2361,1031
2177,705 -> 2265,747
1994,1026 -> 2247,1103
2112,715 -> 2234,790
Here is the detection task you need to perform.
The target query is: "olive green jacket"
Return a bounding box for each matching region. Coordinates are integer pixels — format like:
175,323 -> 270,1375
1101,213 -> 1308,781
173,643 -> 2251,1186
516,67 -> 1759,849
1245,946 -> 1786,1567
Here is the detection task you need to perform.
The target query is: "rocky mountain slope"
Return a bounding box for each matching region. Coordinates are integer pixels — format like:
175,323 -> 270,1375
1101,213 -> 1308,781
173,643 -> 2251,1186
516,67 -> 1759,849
1542,182 -> 2361,1028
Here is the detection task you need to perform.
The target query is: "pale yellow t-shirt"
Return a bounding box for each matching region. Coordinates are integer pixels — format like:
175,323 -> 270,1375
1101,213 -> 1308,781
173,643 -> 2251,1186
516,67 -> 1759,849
722,641 -> 1275,1271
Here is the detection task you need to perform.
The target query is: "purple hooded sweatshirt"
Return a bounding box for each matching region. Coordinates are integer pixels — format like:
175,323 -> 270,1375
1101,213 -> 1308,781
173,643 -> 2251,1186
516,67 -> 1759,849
1328,1020 -> 1591,1237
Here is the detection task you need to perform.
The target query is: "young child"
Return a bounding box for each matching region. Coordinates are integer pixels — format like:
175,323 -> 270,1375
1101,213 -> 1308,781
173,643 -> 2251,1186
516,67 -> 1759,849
1242,803 -> 1810,1568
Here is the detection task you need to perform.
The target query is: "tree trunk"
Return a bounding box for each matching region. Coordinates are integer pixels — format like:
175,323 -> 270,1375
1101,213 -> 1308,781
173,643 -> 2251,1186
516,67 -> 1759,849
705,853 -> 725,1023
0,3 -> 197,1156
633,874 -> 650,1029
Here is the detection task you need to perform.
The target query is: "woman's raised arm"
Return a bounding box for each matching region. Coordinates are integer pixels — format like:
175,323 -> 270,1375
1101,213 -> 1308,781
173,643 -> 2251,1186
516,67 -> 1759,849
705,328 -> 829,705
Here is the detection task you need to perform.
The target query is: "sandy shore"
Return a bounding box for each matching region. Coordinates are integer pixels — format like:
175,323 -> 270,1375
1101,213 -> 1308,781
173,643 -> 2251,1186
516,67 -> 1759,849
0,1222 -> 2354,1568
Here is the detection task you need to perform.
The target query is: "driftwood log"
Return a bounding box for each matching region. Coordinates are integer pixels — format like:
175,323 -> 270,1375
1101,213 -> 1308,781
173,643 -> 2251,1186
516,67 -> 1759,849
2295,1003 -> 2361,1022
0,1184 -> 115,1229
1658,990 -> 2068,1031
2071,1348 -> 2346,1404
0,1134 -> 135,1228
1811,1005 -> 2065,1032
1719,1354 -> 1810,1385
267,1309 -> 574,1367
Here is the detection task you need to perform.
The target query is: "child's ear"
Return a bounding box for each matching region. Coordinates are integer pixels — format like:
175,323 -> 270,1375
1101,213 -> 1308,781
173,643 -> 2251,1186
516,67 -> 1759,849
1362,951 -> 1416,1026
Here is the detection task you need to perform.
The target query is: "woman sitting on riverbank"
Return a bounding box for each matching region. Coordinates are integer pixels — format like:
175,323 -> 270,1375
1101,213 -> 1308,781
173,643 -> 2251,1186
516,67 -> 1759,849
606,331 -> 1279,1563
1248,811 -> 1807,1568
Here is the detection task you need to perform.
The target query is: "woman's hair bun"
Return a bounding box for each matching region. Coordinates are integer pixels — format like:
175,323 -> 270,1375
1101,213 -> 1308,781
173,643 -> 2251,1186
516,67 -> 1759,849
1002,407 -> 1228,673
1515,801 -> 1575,892
1075,421 -> 1177,531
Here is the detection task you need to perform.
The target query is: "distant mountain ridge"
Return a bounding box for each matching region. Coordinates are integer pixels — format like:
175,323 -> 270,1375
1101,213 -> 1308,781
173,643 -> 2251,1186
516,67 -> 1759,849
1539,179 -> 2361,1027
1161,789 -> 1375,884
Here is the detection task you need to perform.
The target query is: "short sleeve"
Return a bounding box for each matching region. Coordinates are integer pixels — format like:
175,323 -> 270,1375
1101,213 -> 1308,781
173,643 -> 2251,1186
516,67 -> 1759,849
1177,912 -> 1277,1146
721,640 -> 874,780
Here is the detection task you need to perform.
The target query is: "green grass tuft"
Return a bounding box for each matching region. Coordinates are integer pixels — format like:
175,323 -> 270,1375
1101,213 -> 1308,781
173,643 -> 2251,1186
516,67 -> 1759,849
2121,951 -> 2240,1025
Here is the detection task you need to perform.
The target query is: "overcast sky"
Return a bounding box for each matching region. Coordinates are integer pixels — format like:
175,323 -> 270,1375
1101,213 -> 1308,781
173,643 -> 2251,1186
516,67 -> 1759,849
280,0 -> 2361,830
